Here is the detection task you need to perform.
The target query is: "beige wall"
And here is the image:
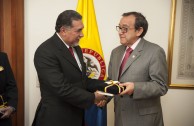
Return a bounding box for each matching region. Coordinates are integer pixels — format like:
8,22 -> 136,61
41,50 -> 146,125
25,0 -> 194,126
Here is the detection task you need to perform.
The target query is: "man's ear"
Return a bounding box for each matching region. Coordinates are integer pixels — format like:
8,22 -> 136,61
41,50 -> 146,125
60,26 -> 66,33
136,27 -> 143,37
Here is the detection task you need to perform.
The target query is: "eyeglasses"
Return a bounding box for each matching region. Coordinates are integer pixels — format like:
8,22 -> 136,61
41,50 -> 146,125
116,26 -> 135,33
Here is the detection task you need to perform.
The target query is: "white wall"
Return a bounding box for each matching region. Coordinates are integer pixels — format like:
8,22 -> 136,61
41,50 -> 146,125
25,0 -> 194,126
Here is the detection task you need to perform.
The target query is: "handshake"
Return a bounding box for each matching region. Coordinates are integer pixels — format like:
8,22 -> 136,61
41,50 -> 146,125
94,80 -> 127,107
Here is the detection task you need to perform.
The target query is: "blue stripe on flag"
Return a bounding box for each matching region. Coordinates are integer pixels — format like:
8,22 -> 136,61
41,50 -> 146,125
85,105 -> 107,126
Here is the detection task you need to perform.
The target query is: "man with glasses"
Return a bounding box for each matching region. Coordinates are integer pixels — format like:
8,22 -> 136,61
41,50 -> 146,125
108,12 -> 168,126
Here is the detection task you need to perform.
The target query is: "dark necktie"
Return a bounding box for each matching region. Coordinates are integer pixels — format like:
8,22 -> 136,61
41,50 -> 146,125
118,47 -> 133,78
69,47 -> 75,58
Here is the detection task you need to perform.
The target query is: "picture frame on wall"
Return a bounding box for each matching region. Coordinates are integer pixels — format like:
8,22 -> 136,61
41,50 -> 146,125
168,0 -> 194,88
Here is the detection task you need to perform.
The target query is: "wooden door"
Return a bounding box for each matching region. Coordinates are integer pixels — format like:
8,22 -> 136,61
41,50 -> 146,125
0,0 -> 24,126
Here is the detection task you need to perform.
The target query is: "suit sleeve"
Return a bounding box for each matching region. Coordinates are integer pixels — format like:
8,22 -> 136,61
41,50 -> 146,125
133,46 -> 168,99
4,53 -> 18,109
34,47 -> 95,109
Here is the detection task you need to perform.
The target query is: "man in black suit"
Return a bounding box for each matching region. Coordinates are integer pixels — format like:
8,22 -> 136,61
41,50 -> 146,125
0,52 -> 18,126
32,10 -> 109,126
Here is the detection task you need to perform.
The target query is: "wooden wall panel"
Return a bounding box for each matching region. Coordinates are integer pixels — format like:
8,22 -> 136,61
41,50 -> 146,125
0,0 -> 4,50
0,0 -> 24,126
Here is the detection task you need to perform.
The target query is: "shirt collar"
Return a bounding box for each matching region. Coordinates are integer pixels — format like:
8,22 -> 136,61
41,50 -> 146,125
56,32 -> 70,48
131,38 -> 141,50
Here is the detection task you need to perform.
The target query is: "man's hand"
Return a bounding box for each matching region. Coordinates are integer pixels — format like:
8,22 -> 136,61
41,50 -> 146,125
119,82 -> 134,95
0,106 -> 14,119
94,91 -> 107,105
95,99 -> 107,107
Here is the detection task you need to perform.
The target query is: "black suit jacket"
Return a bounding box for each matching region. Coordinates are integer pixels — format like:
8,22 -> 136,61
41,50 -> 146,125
0,52 -> 18,126
32,33 -> 105,126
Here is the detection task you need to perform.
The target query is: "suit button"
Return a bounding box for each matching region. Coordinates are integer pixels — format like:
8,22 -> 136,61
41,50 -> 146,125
120,95 -> 123,98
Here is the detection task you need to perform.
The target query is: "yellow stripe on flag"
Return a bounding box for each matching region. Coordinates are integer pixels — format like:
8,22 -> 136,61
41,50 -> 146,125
76,0 -> 106,80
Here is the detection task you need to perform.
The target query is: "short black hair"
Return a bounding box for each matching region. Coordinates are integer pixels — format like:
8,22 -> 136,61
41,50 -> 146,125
122,12 -> 148,38
55,10 -> 82,32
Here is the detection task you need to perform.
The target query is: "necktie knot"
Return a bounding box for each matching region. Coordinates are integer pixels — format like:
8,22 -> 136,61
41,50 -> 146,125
126,47 -> 133,54
69,47 -> 75,58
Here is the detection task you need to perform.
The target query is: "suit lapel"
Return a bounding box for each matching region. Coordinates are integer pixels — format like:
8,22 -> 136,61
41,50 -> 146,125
74,46 -> 84,65
116,46 -> 126,79
74,46 -> 87,88
120,39 -> 145,77
74,46 -> 86,73
52,33 -> 81,71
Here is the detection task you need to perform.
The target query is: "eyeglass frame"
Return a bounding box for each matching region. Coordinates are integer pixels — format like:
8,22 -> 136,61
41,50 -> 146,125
116,26 -> 135,33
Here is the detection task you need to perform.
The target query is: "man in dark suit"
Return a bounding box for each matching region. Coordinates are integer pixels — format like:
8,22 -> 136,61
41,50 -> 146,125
108,12 -> 168,126
0,52 -> 18,126
32,10 -> 109,126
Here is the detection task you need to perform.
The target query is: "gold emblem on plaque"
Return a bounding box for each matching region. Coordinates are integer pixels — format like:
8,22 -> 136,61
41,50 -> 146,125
0,66 -> 4,72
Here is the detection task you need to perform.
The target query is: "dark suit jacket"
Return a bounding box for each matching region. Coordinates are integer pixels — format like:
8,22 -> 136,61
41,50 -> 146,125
108,38 -> 168,126
0,52 -> 18,126
32,33 -> 105,126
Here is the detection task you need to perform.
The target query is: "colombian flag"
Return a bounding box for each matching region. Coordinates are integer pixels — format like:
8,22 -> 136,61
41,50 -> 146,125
76,0 -> 107,126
